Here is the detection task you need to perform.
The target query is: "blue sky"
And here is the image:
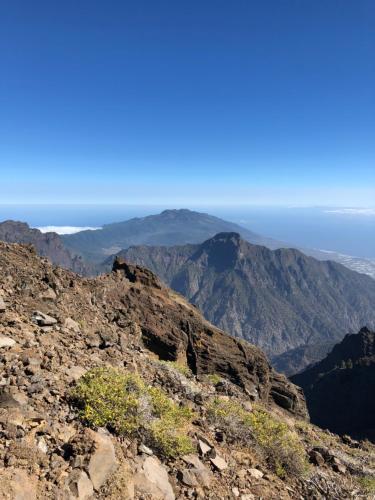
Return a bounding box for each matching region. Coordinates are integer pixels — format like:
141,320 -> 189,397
0,0 -> 374,205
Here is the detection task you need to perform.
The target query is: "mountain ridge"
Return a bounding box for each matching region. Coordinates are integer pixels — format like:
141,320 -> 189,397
0,220 -> 90,275
114,232 -> 375,373
61,209 -> 288,263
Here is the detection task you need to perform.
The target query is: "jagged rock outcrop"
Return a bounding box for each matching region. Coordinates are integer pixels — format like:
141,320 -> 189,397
292,327 -> 375,441
111,256 -> 307,417
0,220 -> 90,275
111,232 -> 375,373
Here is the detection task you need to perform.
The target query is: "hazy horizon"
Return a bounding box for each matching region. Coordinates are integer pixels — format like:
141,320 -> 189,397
0,203 -> 374,259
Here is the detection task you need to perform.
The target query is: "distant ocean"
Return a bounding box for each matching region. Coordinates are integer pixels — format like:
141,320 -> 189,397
0,204 -> 374,259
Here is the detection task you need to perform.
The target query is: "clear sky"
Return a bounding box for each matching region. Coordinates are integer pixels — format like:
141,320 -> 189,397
0,0 -> 374,206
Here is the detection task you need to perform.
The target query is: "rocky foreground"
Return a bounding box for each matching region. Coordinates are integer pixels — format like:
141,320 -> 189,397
0,243 -> 374,499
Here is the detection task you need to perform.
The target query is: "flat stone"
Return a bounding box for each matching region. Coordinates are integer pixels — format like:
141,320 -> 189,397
248,468 -> 263,479
33,311 -> 57,326
139,443 -> 153,455
198,439 -> 211,455
66,366 -> 86,382
134,456 -> 175,500
210,454 -> 228,471
39,288 -> 57,301
179,455 -> 212,488
87,428 -> 118,491
68,469 -> 94,499
64,317 -> 81,332
0,336 -> 16,348
180,469 -> 199,487
182,454 -> 207,469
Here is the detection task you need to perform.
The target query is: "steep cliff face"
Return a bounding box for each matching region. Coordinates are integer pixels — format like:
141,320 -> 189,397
112,232 -> 375,373
0,220 -> 90,275
292,327 -> 375,441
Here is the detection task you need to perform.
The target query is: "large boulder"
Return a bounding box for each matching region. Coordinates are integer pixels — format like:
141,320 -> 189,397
134,456 -> 175,500
87,429 -> 118,491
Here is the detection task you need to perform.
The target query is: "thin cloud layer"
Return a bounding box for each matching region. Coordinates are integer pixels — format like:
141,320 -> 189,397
325,208 -> 375,216
36,226 -> 101,235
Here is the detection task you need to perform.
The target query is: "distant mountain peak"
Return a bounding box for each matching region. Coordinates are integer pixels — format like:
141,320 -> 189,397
210,231 -> 242,242
160,208 -> 193,215
63,209 -> 283,263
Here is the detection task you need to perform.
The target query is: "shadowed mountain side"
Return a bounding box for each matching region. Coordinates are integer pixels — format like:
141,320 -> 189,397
271,341 -> 336,376
291,327 -> 375,441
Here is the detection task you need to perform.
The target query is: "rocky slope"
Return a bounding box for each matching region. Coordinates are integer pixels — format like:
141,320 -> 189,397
109,232 -> 375,373
0,220 -> 89,275
62,209 -> 284,263
292,327 -> 375,442
1,242 -> 374,499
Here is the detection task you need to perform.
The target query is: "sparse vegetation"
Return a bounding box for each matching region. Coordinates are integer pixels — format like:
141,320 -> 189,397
158,360 -> 192,377
357,476 -> 375,495
207,397 -> 309,477
72,367 -> 194,457
207,373 -> 222,385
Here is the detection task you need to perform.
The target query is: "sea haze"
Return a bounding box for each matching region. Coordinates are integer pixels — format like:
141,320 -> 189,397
0,204 -> 374,259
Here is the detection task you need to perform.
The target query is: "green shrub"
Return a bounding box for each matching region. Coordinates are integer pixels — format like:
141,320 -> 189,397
207,398 -> 308,478
71,366 -> 194,457
357,476 -> 375,494
207,373 -> 222,385
158,360 -> 191,377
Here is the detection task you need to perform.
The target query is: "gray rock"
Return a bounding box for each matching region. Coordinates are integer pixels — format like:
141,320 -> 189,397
66,366 -> 86,382
87,429 -> 118,491
134,456 -> 175,500
210,454 -> 228,471
180,469 -> 199,487
198,439 -> 211,456
0,336 -> 16,348
180,455 -> 212,488
32,311 -> 57,326
68,469 -> 94,499
39,288 -> 57,301
0,296 -> 6,312
139,443 -> 153,455
64,317 -> 81,332
248,468 -> 263,479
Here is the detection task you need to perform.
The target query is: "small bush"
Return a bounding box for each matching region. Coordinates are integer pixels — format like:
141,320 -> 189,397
207,398 -> 253,442
158,360 -> 191,377
357,476 -> 375,494
207,398 -> 308,478
207,373 -> 222,385
72,367 -> 194,457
